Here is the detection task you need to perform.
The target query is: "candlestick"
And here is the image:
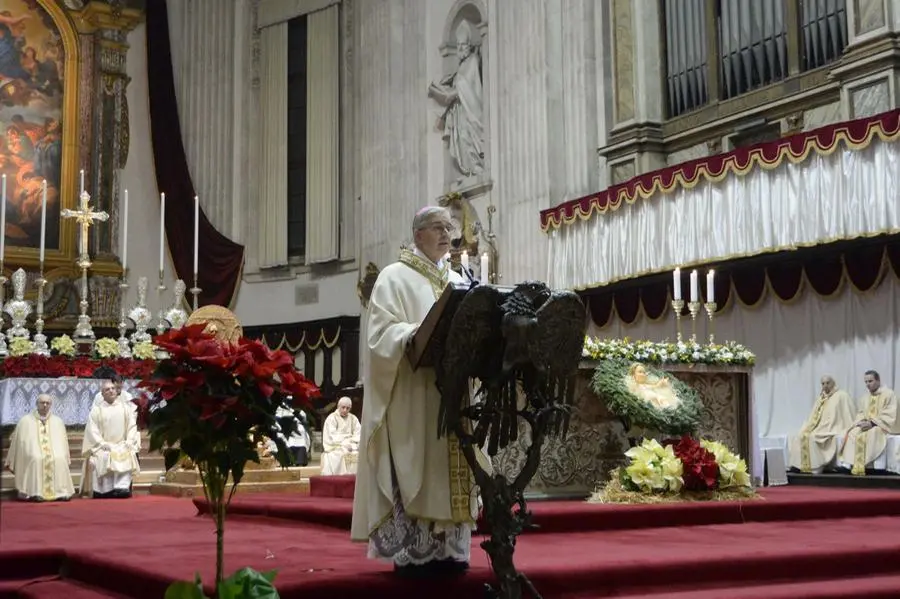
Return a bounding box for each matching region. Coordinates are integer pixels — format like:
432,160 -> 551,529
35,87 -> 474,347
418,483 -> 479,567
80,169 -> 85,195
690,270 -> 698,303
0,174 -> 6,261
39,180 -> 47,265
673,268 -> 682,301
688,301 -> 701,343
671,298 -> 685,343
117,278 -> 132,358
32,271 -> 49,356
0,267 -> 7,357
704,301 -> 718,345
480,252 -> 489,284
156,270 -> 168,335
122,189 -> 129,272
193,195 -> 199,275
706,269 -> 715,303
159,192 -> 166,275
461,251 -> 469,271
190,273 -> 202,312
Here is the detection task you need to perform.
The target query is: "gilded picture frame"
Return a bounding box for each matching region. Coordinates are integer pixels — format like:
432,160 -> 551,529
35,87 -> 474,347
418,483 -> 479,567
0,0 -> 86,277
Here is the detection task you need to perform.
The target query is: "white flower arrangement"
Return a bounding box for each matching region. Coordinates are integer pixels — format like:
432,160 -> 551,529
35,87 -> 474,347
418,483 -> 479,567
700,439 -> 752,489
583,336 -> 755,367
622,439 -> 684,494
131,340 -> 157,360
9,338 -> 34,357
50,335 -> 76,357
94,337 -> 121,359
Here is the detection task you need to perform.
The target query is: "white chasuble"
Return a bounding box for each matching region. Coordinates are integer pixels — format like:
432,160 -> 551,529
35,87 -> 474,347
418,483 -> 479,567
788,389 -> 855,473
80,400 -> 141,495
840,387 -> 898,475
351,249 -> 477,565
321,410 -> 361,475
5,412 -> 74,500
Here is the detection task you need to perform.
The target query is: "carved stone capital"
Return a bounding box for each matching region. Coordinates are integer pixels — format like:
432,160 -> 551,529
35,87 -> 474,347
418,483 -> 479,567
72,1 -> 144,36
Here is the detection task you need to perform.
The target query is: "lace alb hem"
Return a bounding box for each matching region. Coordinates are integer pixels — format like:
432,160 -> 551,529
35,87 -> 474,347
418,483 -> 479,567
367,486 -> 472,566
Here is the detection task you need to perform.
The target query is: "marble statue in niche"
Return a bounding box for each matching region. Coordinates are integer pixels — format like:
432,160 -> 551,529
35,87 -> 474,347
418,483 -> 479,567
428,19 -> 485,181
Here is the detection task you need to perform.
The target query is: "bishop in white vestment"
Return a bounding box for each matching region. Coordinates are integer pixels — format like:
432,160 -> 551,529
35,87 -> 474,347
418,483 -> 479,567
351,206 -> 477,578
320,397 -> 361,475
838,370 -> 898,475
788,376 -> 855,473
81,381 -> 141,498
4,394 -> 74,501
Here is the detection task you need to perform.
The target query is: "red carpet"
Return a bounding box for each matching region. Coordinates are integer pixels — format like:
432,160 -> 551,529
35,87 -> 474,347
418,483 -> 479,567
3,488 -> 900,598
308,474 -> 355,498
194,486 -> 900,533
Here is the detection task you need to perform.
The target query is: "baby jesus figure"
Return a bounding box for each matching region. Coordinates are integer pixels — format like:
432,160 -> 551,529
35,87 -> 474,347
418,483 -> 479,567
624,363 -> 681,410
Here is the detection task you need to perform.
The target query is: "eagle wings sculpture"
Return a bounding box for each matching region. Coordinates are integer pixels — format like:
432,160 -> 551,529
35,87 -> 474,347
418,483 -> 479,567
433,281 -> 586,599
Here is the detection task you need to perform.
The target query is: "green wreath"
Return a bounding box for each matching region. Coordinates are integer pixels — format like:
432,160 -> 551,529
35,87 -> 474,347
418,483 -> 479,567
590,359 -> 702,436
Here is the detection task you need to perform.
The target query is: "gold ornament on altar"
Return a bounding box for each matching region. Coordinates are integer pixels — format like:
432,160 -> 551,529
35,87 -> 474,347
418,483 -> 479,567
186,305 -> 243,344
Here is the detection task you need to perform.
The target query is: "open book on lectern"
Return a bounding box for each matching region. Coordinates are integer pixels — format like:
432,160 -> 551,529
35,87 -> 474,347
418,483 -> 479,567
406,282 -> 470,371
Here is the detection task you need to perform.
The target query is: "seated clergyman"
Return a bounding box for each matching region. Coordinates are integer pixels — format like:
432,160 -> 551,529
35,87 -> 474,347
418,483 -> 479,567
320,396 -> 361,476
788,376 -> 855,473
838,370 -> 897,475
81,380 -> 141,498
4,394 -> 74,502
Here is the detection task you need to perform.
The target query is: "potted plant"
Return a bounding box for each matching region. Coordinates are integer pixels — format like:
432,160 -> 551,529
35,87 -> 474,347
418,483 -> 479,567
138,324 -> 319,598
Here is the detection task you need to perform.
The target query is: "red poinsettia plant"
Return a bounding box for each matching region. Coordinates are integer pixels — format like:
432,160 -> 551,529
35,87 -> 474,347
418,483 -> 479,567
669,435 -> 719,491
137,323 -> 319,596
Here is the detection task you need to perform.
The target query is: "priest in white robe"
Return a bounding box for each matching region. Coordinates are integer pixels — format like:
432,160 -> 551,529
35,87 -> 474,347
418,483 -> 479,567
788,376 -> 855,473
81,380 -> 141,498
838,370 -> 898,475
4,394 -> 74,501
321,397 -> 361,475
351,206 -> 478,578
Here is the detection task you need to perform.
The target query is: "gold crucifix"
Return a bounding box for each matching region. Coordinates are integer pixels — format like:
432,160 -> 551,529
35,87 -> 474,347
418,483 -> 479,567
61,191 -> 109,258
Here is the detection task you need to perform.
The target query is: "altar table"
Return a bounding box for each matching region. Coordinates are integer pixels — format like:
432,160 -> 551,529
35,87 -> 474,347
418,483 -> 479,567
0,378 -> 141,426
491,362 -> 757,498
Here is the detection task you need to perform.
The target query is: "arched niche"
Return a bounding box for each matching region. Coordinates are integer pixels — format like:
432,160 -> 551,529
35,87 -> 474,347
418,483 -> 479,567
440,0 -> 487,60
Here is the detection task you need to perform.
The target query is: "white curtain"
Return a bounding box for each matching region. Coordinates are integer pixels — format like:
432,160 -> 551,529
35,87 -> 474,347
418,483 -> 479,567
548,139 -> 900,290
305,5 -> 341,264
593,274 -> 900,464
257,22 -> 289,268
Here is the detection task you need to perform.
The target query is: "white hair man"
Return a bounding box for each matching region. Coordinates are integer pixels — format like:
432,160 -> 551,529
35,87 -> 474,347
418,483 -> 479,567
320,397 -> 361,475
80,380 -> 141,498
4,394 -> 74,501
787,376 -> 855,473
351,206 -> 476,579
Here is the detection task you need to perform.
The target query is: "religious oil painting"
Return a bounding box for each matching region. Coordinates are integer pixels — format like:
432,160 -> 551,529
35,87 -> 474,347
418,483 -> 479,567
0,0 -> 64,252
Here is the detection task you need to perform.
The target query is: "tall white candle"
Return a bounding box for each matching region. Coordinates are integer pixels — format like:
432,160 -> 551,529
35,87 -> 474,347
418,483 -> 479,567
461,251 -> 469,270
0,174 -> 6,262
673,268 -> 682,300
690,270 -> 698,302
39,180 -> 47,264
122,189 -> 129,272
159,192 -> 166,274
79,169 -> 84,195
480,252 -> 489,283
706,270 -> 715,303
193,195 -> 199,275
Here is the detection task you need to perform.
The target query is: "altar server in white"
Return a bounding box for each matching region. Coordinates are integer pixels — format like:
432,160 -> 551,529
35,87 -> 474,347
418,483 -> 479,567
839,370 -> 897,475
321,397 -> 361,475
4,394 -> 74,501
275,404 -> 311,466
81,380 -> 141,498
351,206 -> 477,578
